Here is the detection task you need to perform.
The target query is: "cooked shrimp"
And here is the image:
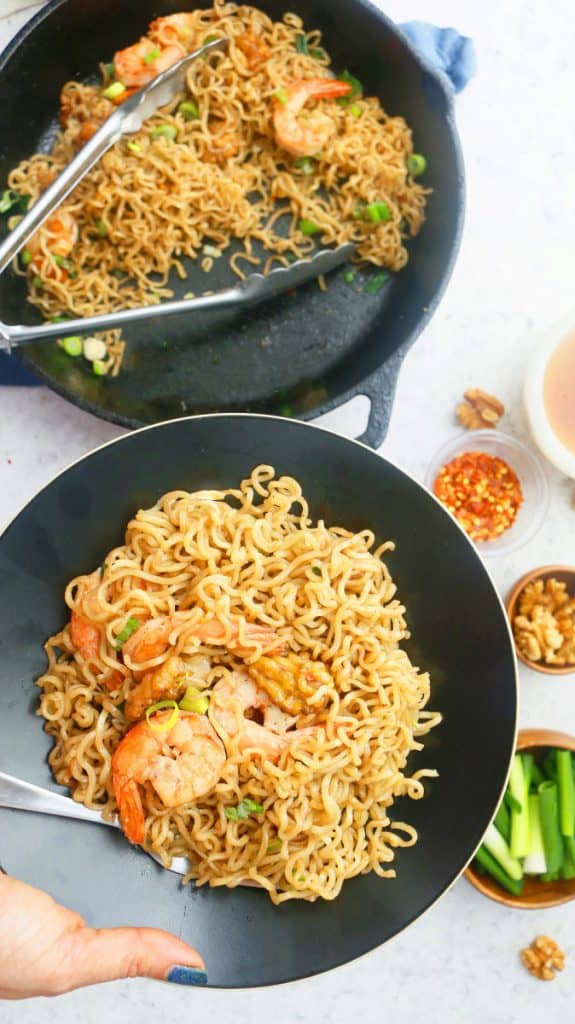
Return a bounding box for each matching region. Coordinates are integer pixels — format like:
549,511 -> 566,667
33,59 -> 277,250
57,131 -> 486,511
209,672 -> 318,762
149,13 -> 196,49
124,653 -> 211,723
112,710 -> 226,844
28,211 -> 78,281
235,30 -> 270,70
69,570 -> 102,661
114,37 -> 185,88
122,613 -> 284,667
273,77 -> 352,157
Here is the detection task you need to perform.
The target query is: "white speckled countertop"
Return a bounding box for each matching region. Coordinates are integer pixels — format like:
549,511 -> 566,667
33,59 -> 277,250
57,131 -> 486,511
1,0 -> 574,1020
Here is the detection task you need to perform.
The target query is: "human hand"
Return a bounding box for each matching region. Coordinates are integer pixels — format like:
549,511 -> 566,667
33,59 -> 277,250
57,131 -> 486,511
0,873 -> 206,999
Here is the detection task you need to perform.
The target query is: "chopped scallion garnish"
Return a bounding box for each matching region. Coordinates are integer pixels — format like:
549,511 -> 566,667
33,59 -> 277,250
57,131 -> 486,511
102,81 -> 126,101
407,153 -> 427,176
95,218 -> 108,237
178,100 -> 200,120
294,156 -> 316,175
104,62 -> 115,79
364,272 -> 389,294
364,201 -> 391,223
336,69 -> 363,105
298,218 -> 320,236
179,685 -> 210,715
60,336 -> 82,357
114,616 -> 140,649
150,124 -> 178,142
349,103 -> 362,117
224,798 -> 264,821
274,86 -> 289,105
32,275 -> 43,289
53,254 -> 76,273
0,188 -> 29,214
296,33 -> 309,55
309,47 -> 326,61
127,140 -> 142,154
143,47 -> 161,65
93,360 -> 108,376
146,699 -> 180,733
312,566 -> 322,576
342,269 -> 355,284
21,249 -> 32,266
266,839 -> 282,853
100,562 -> 107,578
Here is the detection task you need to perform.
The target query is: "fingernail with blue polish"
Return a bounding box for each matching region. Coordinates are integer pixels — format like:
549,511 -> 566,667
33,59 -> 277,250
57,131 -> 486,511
167,965 -> 208,986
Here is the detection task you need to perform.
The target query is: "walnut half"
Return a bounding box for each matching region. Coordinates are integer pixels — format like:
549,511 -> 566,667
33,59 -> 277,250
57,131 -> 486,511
456,388 -> 505,430
520,935 -> 565,981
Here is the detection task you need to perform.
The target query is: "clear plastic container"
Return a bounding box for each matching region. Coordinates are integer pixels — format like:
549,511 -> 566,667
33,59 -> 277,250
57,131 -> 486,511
424,430 -> 550,557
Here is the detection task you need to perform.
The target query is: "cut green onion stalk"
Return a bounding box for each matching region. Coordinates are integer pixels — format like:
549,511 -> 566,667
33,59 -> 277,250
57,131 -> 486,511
482,823 -> 523,880
364,201 -> 391,223
349,103 -> 362,117
103,81 -> 126,101
312,566 -> 322,576
493,799 -> 511,844
509,753 -> 530,858
178,100 -> 200,121
298,218 -> 320,236
224,798 -> 264,821
21,249 -> 32,266
336,69 -> 363,105
274,87 -> 289,105
93,360 -> 108,377
475,845 -> 524,896
95,219 -> 108,237
179,685 -> 210,715
523,794 -> 547,875
143,47 -> 161,65
146,700 -> 180,733
407,153 -> 427,176
296,33 -> 309,55
309,48 -> 326,61
562,836 -> 575,880
538,780 -> 564,874
0,188 -> 30,214
151,124 -> 178,142
294,156 -> 315,175
364,272 -> 389,295
32,276 -> 43,289
115,617 -> 140,649
557,750 -> 575,837
59,335 -> 83,358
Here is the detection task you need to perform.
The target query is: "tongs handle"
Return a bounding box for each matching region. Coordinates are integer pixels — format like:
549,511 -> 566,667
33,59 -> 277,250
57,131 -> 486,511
0,116 -> 123,278
0,770 -> 118,828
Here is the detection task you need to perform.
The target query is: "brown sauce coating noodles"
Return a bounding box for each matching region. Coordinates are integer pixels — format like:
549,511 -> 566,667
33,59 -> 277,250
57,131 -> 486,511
9,2 -> 429,377
37,465 -> 440,903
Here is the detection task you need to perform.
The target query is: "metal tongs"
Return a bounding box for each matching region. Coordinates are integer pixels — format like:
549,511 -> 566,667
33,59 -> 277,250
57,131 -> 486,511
0,37 -> 353,353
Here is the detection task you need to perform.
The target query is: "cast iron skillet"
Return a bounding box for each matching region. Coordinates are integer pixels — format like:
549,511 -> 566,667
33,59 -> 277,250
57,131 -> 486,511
0,415 -> 516,988
0,0 -> 464,447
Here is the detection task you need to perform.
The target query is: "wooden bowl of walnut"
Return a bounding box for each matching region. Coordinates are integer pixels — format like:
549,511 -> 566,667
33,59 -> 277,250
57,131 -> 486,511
506,565 -> 575,674
465,729 -> 575,908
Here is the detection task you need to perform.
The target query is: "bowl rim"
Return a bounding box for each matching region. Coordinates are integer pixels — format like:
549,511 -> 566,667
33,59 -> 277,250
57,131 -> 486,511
464,728 -> 575,909
506,565 -> 575,676
523,308 -> 575,480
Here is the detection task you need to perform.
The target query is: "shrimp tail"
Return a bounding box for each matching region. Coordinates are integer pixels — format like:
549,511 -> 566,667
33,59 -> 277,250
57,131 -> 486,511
114,776 -> 145,845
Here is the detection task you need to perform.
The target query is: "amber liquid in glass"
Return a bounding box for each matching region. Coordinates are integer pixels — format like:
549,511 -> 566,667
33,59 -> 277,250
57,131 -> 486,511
543,330 -> 575,454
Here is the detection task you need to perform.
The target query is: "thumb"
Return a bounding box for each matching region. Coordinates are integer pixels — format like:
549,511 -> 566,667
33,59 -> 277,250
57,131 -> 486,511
60,925 -> 207,992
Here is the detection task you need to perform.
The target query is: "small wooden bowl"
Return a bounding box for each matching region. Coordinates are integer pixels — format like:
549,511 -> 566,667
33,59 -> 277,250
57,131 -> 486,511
465,729 -> 575,908
506,564 -> 575,675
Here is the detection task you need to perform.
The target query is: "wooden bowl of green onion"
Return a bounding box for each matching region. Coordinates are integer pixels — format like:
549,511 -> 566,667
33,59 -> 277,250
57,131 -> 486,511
465,729 -> 575,908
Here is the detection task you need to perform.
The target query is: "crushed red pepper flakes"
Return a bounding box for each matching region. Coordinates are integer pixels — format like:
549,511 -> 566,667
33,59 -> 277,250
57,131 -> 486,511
433,451 -> 523,542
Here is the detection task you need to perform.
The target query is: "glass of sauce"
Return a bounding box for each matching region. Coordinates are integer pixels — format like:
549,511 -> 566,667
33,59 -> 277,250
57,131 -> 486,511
525,314 -> 575,478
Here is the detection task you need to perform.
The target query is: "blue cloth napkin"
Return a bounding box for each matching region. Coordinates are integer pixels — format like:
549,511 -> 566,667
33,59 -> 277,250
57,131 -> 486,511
0,20 -> 475,388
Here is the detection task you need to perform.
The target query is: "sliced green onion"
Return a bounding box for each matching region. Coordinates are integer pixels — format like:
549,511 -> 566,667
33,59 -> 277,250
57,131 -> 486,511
95,219 -> 108,237
352,204 -> 365,220
364,201 -> 391,223
146,699 -> 180,733
407,153 -> 427,176
538,780 -> 564,875
224,797 -> 264,821
93,360 -> 108,376
342,270 -> 355,284
179,685 -> 210,715
21,249 -> 32,266
203,34 -> 219,44
53,254 -> 76,274
509,753 -> 530,858
103,81 -> 126,100
493,799 -> 511,844
32,275 -> 43,289
523,793 -> 547,875
100,562 -> 107,578
336,69 -> 363,105
127,140 -> 142,154
50,315 -> 70,323
312,566 -> 322,576
349,103 -> 362,117
104,62 -> 115,79
279,403 -> 293,417
114,616 -> 140,649
0,188 -> 29,214
294,156 -> 316,175
60,335 -> 82,357
557,750 -> 575,836
474,845 -> 524,896
178,100 -> 200,121
151,124 -> 178,142
274,86 -> 289,105
83,336 -> 107,362
298,218 -> 320,236
267,839 -> 282,853
296,33 -> 309,55
364,272 -> 389,295
309,47 -> 326,61
143,47 -> 161,65
483,823 -> 523,880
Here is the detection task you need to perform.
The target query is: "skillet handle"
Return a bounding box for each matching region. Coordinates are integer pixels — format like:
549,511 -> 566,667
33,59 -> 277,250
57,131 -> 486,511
356,347 -> 406,449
